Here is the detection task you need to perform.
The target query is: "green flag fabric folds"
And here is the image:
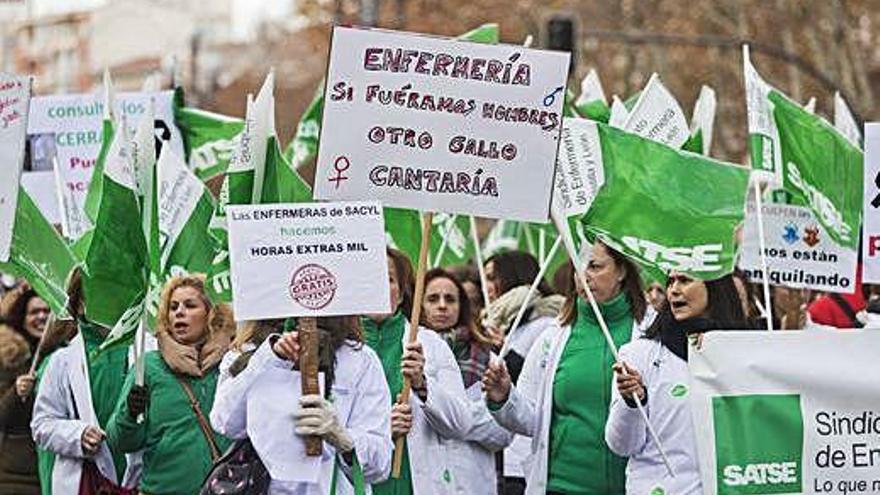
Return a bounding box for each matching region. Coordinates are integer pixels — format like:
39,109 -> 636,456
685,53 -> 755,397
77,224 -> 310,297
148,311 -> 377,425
581,122 -> 750,282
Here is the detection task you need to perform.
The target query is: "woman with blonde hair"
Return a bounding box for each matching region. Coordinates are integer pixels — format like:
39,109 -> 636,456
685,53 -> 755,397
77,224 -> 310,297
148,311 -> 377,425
105,274 -> 236,495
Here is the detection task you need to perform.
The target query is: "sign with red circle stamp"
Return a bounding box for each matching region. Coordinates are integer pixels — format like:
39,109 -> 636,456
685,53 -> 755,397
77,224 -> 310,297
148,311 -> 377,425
289,263 -> 338,310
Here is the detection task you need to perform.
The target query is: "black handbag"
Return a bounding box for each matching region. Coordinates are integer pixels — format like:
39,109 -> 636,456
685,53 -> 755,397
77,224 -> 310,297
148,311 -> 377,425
199,438 -> 270,495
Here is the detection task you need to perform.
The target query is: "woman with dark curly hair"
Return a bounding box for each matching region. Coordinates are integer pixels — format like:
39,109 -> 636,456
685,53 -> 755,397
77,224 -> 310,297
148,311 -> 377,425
0,288 -> 50,494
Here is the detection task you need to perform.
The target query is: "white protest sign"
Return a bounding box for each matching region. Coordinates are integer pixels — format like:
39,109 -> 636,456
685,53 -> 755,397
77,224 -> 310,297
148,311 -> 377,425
314,26 -> 570,222
0,74 -> 31,263
623,73 -> 690,148
740,201 -> 857,293
552,118 -> 604,218
27,90 -> 183,239
690,330 -> 880,495
863,124 -> 880,284
608,95 -> 629,129
227,201 -> 390,320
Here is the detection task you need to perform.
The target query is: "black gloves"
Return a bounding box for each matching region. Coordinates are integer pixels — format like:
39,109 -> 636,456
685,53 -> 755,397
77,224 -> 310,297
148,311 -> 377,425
127,385 -> 150,419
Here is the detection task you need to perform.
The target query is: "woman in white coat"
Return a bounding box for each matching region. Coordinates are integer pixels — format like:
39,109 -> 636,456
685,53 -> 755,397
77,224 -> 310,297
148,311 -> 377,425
210,315 -> 392,494
420,268 -> 514,495
30,268 -> 140,494
483,242 -> 654,494
606,271 -> 747,495
482,250 -> 564,494
362,249 -> 475,495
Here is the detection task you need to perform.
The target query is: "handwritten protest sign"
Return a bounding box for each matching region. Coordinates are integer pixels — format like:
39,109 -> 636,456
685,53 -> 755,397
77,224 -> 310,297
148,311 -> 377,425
314,26 -> 570,222
0,74 -> 31,263
27,90 -> 183,239
740,201 -> 857,293
227,201 -> 390,320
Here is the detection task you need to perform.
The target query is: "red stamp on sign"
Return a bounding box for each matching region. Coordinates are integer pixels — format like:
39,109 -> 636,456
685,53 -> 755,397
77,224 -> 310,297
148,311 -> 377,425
289,264 -> 338,310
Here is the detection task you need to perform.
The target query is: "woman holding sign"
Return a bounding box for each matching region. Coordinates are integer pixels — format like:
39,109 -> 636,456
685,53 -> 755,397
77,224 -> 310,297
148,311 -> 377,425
105,275 -> 235,495
605,271 -> 746,495
483,241 -> 654,495
420,268 -> 513,495
211,315 -> 392,494
362,249 -> 475,495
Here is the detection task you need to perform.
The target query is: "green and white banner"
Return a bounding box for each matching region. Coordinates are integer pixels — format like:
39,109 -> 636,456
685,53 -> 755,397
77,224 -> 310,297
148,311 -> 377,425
581,122 -> 749,282
691,330 -> 880,495
0,73 -> 31,263
743,45 -> 783,184
621,73 -> 690,148
175,106 -> 244,181
686,84 -> 717,156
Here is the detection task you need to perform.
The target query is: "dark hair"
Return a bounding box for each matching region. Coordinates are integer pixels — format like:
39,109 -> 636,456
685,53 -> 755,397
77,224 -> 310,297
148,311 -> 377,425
387,248 -> 415,318
485,250 -> 553,297
558,243 -> 647,326
732,267 -> 758,319
645,273 -> 747,339
5,288 -> 43,347
66,266 -> 85,319
422,268 -> 473,330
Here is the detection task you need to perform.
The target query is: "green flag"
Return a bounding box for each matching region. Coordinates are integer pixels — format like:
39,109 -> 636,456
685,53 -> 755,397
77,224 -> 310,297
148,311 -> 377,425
0,189 -> 77,315
574,69 -> 610,123
175,106 -> 244,181
284,82 -> 324,168
684,85 -> 717,156
83,70 -> 116,224
582,122 -> 749,282
82,118 -> 148,327
769,90 -> 862,250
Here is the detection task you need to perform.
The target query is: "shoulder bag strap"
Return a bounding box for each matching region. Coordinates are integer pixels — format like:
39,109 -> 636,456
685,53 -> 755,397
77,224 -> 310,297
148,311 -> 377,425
176,376 -> 221,461
829,293 -> 862,328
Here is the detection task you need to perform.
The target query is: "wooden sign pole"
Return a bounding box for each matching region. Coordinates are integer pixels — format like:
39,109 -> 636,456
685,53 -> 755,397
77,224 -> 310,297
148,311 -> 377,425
298,316 -> 323,456
391,211 -> 433,477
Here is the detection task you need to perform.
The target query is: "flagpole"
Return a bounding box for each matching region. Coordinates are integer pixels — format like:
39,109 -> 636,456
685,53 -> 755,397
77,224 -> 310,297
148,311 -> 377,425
298,317 -> 322,456
753,180 -> 775,331
497,235 -> 561,358
469,216 -> 491,309
538,228 -> 546,266
431,214 -> 456,268
392,211 -> 433,478
550,207 -> 675,478
135,315 -> 147,386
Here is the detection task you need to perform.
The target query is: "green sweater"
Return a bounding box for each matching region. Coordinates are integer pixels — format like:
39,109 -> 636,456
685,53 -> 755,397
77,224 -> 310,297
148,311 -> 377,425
362,312 -> 414,495
547,295 -> 632,494
106,351 -> 231,495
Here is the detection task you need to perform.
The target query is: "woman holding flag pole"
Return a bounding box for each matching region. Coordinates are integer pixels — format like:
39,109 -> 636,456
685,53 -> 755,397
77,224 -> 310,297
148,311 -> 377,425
31,267 -> 140,494
361,248 -> 475,495
606,271 -> 746,495
482,241 -> 655,494
105,275 -> 235,495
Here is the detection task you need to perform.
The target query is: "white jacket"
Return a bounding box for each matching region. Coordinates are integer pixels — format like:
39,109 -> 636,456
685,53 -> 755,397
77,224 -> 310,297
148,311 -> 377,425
605,338 -> 701,495
501,315 -> 557,478
449,386 -> 514,495
491,309 -> 653,494
395,324 -> 481,495
31,333 -> 141,494
210,337 -> 392,495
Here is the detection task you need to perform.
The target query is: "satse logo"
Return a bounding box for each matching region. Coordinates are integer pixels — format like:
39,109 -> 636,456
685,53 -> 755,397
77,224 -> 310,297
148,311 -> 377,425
713,394 -> 803,494
614,235 -> 723,273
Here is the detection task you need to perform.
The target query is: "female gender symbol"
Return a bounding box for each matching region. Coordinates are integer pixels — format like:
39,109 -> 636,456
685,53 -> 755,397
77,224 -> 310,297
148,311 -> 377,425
329,156 -> 351,189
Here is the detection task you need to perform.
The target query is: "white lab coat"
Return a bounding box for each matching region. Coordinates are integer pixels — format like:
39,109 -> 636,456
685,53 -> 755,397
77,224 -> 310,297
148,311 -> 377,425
31,333 -> 141,494
605,338 -> 701,495
501,315 -> 557,478
491,308 -> 654,494
210,337 -> 392,495
395,323 -> 481,495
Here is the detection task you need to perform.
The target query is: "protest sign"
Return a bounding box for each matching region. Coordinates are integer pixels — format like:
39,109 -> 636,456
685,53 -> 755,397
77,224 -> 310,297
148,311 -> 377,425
0,74 -> 31,263
227,201 -> 389,320
741,201 -> 858,293
27,90 -> 183,239
314,26 -> 570,222
691,330 -> 880,495
864,124 -> 880,284
552,117 -> 604,218
622,73 -> 690,148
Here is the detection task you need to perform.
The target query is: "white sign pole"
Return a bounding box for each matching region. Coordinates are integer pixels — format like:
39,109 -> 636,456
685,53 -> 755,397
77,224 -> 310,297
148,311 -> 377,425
753,181 -> 775,331
470,216 -> 491,309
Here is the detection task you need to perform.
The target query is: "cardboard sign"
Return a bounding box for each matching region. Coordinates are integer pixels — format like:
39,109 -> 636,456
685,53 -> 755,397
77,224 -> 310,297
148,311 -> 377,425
314,26 -> 570,222
227,201 -> 390,320
863,124 -> 880,283
740,201 -> 857,293
691,331 -> 880,495
0,74 -> 31,263
27,90 -> 183,239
